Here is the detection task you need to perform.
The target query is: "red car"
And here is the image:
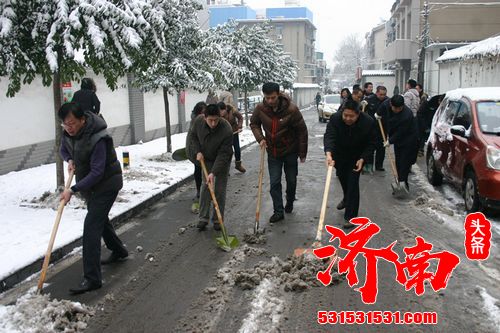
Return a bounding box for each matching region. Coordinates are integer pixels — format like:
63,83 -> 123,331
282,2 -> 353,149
426,87 -> 500,212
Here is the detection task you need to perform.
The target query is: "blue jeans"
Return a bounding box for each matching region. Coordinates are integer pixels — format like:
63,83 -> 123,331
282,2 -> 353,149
268,153 -> 298,214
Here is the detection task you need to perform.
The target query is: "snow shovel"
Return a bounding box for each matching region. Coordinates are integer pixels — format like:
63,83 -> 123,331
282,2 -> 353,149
37,170 -> 75,293
254,145 -> 266,234
200,159 -> 239,252
376,117 -> 406,197
172,147 -> 188,161
294,164 -> 334,257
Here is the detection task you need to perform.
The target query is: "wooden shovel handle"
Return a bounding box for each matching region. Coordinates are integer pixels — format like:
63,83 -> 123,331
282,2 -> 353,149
255,145 -> 265,222
200,159 -> 226,230
315,164 -> 333,242
37,170 -> 74,293
376,117 -> 399,183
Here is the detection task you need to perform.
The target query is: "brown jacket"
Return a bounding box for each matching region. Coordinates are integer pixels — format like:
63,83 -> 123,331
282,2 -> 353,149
250,94 -> 308,159
186,115 -> 233,176
223,105 -> 243,133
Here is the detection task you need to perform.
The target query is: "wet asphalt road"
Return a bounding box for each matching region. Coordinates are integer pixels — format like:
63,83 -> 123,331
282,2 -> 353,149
40,106 -> 499,332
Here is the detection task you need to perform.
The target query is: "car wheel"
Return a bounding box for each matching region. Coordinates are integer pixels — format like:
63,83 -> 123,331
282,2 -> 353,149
318,116 -> 322,122
464,170 -> 481,212
426,152 -> 443,186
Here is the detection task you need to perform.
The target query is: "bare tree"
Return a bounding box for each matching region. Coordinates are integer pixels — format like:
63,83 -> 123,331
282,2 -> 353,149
333,34 -> 366,82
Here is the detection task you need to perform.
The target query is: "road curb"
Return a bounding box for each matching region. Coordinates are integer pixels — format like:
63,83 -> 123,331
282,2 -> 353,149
0,140 -> 257,293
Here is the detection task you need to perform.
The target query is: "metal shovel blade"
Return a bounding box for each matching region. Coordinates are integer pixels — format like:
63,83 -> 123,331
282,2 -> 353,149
216,235 -> 239,252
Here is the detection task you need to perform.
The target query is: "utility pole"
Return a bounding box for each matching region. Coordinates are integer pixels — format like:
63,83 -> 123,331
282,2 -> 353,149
417,0 -> 430,84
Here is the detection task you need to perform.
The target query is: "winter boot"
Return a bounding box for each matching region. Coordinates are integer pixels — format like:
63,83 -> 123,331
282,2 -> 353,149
235,161 -> 246,173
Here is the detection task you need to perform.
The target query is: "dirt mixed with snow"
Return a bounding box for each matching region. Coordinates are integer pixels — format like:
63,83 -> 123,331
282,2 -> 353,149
243,229 -> 267,245
234,254 -> 343,292
0,291 -> 94,332
21,190 -> 86,210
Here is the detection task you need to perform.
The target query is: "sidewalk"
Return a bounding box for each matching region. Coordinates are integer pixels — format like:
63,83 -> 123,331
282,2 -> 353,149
0,129 -> 257,292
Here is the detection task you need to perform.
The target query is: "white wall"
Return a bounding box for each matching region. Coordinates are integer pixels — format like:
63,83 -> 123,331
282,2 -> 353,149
0,77 -> 54,150
0,73 -> 131,151
185,90 -> 206,121
294,87 -> 317,109
438,58 -> 500,94
144,90 -> 178,132
85,75 -> 130,128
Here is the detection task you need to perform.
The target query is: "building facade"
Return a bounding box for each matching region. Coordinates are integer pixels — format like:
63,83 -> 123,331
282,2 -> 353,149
365,23 -> 386,70
383,0 -> 500,93
238,17 -> 317,83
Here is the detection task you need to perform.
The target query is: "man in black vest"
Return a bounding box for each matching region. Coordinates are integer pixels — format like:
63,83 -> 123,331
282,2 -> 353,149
59,102 -> 127,294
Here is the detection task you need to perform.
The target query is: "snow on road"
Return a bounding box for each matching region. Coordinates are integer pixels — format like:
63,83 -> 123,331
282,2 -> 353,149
0,129 -> 256,283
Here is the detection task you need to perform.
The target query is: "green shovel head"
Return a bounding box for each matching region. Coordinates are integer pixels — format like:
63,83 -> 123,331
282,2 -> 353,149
215,235 -> 239,252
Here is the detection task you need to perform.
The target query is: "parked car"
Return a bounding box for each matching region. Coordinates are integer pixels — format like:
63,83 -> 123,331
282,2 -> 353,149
318,94 -> 341,122
426,87 -> 500,212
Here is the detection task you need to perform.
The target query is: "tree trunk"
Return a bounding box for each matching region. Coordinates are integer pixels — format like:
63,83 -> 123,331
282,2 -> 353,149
163,87 -> 172,153
244,89 -> 249,127
417,46 -> 425,85
53,71 -> 64,188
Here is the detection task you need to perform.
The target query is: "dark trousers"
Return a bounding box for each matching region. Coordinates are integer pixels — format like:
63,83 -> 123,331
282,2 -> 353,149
268,153 -> 298,214
83,190 -> 127,284
336,160 -> 361,221
366,137 -> 386,169
233,133 -> 241,161
194,165 -> 202,195
394,144 -> 417,184
199,160 -> 230,223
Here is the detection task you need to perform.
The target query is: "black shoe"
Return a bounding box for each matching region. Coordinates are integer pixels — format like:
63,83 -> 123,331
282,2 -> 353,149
69,279 -> 102,295
197,220 -> 208,230
269,213 -> 284,223
336,200 -> 345,210
376,167 -> 385,171
101,251 -> 128,265
213,222 -> 221,231
285,201 -> 293,213
342,219 -> 355,229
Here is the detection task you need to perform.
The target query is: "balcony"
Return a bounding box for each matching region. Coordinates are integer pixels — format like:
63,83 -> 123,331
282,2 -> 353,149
384,39 -> 419,63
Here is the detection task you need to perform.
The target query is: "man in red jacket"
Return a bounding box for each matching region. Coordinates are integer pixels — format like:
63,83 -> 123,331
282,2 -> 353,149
250,82 -> 308,223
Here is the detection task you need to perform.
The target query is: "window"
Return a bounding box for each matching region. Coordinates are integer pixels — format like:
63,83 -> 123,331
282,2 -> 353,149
477,102 -> 500,134
453,100 -> 472,129
440,101 -> 460,125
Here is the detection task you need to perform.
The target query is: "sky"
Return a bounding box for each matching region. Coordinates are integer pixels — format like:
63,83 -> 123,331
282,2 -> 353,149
244,0 -> 396,68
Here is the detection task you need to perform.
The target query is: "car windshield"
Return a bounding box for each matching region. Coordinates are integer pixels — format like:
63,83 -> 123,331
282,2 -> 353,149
477,102 -> 500,134
324,95 -> 340,104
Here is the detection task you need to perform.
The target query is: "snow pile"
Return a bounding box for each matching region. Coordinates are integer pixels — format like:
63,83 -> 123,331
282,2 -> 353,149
243,229 -> 267,245
437,35 -> 500,63
234,254 -> 342,292
445,87 -> 500,102
0,291 -> 94,332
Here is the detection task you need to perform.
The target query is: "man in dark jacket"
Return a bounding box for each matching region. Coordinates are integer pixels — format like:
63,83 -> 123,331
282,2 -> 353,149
364,86 -> 389,171
315,92 -> 322,110
187,104 -> 233,231
59,102 -> 127,294
72,78 -> 101,115
378,95 -> 418,192
324,100 -> 376,228
250,82 -> 308,223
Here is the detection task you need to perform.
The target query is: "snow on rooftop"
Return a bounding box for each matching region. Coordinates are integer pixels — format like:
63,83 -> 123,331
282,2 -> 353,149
293,83 -> 320,88
445,87 -> 500,101
362,70 -> 395,76
436,35 -> 500,63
